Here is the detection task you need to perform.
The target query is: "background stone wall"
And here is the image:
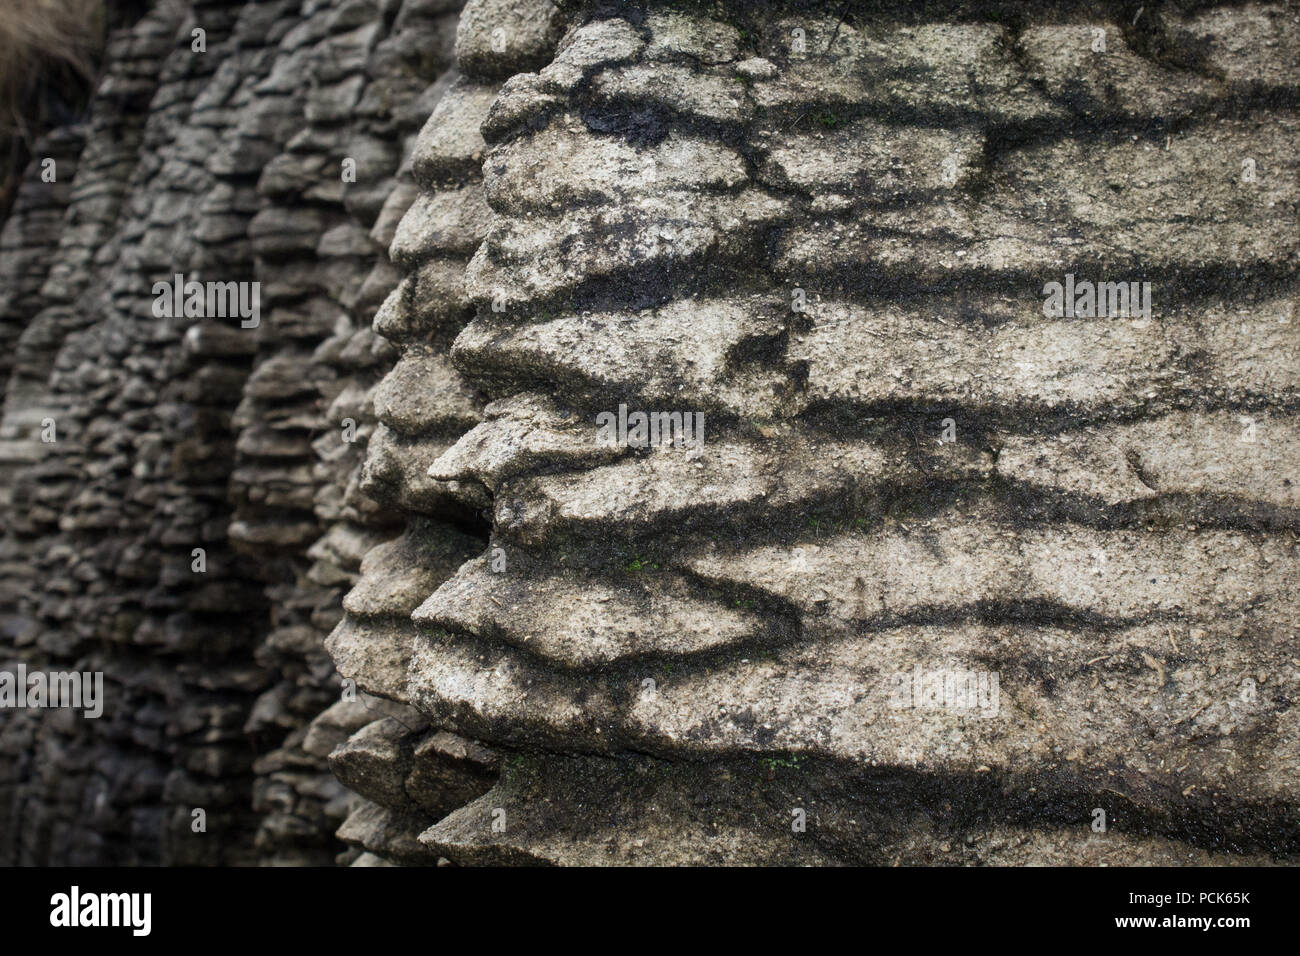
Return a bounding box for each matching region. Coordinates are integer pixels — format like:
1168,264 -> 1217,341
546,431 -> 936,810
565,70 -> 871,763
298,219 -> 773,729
0,0 -> 474,866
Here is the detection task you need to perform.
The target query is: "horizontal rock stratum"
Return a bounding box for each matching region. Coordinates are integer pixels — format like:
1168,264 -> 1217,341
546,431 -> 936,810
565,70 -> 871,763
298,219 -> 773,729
334,0 -> 1300,866
1,0 -> 1298,866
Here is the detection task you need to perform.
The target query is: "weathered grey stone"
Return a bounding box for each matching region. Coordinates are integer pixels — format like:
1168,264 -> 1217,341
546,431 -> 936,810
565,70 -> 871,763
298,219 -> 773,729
4,0 -> 1297,871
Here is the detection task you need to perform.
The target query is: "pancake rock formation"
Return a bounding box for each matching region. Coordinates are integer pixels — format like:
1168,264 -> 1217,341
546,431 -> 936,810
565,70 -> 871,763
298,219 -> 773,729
1,0 -> 1298,866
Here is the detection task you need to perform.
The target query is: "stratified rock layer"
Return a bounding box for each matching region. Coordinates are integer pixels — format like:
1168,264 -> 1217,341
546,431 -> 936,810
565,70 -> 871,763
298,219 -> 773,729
324,0 -> 566,865
2,0 -> 1297,868
339,0 -> 1300,865
0,0 -> 469,866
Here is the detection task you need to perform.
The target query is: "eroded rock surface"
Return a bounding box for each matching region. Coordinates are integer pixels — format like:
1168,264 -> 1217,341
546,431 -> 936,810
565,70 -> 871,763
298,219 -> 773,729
1,0 -> 1297,867
0,0 -> 470,866
394,0 -> 1300,865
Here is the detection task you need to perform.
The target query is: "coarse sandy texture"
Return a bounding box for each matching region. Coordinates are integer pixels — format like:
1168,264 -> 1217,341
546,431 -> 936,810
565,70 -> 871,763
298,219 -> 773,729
338,0 -> 1300,865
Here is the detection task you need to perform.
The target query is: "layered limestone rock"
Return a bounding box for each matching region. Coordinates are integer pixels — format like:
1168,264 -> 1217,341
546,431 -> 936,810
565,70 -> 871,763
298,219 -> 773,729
2,0 -> 1297,867
227,0 -> 466,868
0,0 -> 470,865
1,0 -> 261,866
341,0 -> 1299,864
323,0 -> 567,866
